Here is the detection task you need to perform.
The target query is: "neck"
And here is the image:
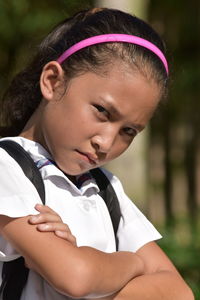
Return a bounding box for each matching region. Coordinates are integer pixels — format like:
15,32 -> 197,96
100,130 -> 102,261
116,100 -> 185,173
20,106 -> 44,144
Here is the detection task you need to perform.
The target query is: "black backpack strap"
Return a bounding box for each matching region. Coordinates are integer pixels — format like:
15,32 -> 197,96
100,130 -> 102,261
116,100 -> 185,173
90,168 -> 121,251
0,257 -> 29,300
0,140 -> 45,204
0,140 -> 46,300
0,141 -> 121,299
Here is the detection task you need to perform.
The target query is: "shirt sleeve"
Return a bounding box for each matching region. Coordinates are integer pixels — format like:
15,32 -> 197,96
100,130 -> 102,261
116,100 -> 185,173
101,168 -> 162,252
0,148 -> 43,218
0,149 -> 44,261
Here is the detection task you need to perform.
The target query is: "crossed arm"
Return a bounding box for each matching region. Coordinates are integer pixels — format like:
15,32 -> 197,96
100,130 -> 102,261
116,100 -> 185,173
0,204 -> 194,299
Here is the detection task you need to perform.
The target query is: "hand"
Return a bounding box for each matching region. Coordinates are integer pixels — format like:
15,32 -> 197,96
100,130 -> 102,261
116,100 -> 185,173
28,204 -> 77,246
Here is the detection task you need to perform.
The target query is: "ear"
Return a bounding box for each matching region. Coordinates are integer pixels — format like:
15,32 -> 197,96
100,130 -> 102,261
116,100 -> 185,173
40,61 -> 65,101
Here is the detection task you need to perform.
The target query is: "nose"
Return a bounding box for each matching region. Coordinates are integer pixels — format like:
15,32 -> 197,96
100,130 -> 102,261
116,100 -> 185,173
91,127 -> 118,154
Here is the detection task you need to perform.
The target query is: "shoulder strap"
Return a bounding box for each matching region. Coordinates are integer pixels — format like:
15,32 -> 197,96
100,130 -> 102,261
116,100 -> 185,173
0,140 -> 45,300
0,141 -> 121,299
0,141 -> 121,247
0,257 -> 29,300
90,168 -> 121,251
0,140 -> 45,204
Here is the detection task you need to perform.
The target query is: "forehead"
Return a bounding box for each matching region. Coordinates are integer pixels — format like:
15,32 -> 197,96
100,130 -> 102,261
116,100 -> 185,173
71,63 -> 160,107
66,64 -> 161,127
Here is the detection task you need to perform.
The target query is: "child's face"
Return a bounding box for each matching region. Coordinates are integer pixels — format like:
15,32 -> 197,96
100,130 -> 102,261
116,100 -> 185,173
39,64 -> 161,175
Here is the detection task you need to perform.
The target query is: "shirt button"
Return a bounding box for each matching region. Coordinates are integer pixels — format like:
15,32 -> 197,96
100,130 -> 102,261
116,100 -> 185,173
83,202 -> 90,211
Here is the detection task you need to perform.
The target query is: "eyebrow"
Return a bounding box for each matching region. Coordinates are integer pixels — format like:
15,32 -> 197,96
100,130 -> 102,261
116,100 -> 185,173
99,96 -> 145,132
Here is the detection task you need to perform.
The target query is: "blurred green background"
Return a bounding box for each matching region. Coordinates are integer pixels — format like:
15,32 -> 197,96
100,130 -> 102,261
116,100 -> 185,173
0,0 -> 199,298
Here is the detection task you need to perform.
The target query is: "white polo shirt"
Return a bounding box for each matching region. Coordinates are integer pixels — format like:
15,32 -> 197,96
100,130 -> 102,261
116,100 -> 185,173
0,136 -> 161,300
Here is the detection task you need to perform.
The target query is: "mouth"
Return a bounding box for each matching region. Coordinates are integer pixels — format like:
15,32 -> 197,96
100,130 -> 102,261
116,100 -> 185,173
76,150 -> 98,165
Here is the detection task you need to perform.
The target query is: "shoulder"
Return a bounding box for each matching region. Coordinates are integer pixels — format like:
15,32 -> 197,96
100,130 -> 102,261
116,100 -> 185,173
0,141 -> 24,177
0,136 -> 51,162
98,167 -> 138,216
99,167 -> 124,192
99,168 -> 162,251
99,167 -> 130,207
0,137 -> 35,177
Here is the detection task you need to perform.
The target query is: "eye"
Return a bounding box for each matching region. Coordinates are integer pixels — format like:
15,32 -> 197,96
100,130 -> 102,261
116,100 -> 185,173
93,105 -> 110,119
123,127 -> 138,138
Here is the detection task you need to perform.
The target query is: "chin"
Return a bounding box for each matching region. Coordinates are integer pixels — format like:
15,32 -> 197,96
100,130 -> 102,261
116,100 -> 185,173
55,161 -> 85,176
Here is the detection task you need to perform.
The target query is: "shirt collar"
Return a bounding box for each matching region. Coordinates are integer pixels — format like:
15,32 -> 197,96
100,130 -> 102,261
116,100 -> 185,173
36,157 -> 99,193
1,137 -> 100,194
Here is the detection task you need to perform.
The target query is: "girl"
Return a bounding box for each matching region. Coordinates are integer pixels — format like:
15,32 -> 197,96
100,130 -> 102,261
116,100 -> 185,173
0,7 -> 193,300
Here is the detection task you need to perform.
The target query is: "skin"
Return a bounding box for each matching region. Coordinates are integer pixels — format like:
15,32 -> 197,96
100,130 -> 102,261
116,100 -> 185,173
21,61 -> 160,176
30,205 -> 194,300
29,204 -> 77,246
0,61 -> 194,299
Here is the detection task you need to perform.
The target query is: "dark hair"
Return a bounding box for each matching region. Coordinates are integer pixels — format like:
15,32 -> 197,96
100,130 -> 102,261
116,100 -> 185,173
0,8 -> 168,136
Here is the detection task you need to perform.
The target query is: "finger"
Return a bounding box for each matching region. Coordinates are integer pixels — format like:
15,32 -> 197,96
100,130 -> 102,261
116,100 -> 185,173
36,222 -> 71,233
55,231 -> 77,246
29,212 -> 63,225
34,204 -> 58,215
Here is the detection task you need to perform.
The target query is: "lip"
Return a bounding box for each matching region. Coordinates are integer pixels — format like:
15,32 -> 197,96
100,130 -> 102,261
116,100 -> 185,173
76,150 -> 98,165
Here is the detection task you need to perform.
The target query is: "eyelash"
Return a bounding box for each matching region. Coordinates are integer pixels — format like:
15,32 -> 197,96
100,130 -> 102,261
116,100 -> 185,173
93,104 -> 138,138
94,105 -> 110,119
122,127 -> 138,138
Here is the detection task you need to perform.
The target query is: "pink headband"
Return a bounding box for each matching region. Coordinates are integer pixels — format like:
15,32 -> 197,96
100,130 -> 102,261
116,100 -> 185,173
57,34 -> 168,75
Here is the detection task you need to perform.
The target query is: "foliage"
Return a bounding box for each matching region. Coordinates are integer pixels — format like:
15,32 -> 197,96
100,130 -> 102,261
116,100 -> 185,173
147,0 -> 200,245
158,219 -> 200,299
148,1 -> 200,297
0,0 -> 93,94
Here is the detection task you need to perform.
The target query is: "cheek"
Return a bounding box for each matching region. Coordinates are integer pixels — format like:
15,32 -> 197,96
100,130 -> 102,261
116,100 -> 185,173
43,104 -> 95,149
107,138 -> 132,161
72,106 -> 99,138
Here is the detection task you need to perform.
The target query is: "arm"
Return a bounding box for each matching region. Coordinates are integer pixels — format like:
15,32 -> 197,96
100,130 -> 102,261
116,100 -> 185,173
28,204 -> 77,245
101,242 -> 194,300
27,206 -> 194,300
21,205 -> 194,300
0,213 -> 144,298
